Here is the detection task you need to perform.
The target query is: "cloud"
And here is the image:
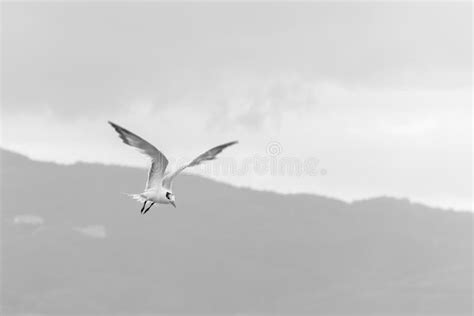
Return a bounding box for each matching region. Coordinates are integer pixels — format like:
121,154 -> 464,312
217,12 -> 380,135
1,2 -> 470,118
13,215 -> 44,226
204,74 -> 318,131
73,225 -> 107,239
385,119 -> 439,137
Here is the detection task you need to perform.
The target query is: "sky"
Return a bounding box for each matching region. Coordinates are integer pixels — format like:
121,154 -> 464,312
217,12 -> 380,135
1,2 -> 472,210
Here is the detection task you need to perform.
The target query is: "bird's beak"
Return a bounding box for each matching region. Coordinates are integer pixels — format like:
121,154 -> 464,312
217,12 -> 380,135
170,201 -> 176,208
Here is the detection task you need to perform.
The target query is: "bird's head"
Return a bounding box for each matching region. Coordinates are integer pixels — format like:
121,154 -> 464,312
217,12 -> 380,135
165,191 -> 176,208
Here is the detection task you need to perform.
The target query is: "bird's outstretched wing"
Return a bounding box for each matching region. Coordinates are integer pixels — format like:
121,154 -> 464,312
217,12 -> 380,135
108,121 -> 169,190
162,141 -> 238,190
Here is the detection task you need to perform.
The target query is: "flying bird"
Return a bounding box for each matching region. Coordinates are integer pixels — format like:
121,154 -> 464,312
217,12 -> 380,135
108,121 -> 238,214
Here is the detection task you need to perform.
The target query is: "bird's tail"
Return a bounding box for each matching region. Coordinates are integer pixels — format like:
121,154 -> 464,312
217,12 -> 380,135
122,192 -> 147,203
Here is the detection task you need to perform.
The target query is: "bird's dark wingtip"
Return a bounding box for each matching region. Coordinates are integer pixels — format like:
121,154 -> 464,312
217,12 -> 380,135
108,121 -> 125,134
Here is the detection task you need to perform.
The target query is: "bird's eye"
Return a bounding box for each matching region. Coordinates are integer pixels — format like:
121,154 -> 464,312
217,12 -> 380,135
166,192 -> 171,200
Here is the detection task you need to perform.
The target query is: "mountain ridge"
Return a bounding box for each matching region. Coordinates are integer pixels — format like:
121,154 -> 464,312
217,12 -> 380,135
1,147 -> 468,213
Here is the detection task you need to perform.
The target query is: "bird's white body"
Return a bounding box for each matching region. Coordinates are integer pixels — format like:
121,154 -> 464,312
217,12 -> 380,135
109,121 -> 237,213
132,188 -> 169,204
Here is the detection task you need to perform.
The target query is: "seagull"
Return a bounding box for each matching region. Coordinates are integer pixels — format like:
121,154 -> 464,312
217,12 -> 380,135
109,121 -> 238,214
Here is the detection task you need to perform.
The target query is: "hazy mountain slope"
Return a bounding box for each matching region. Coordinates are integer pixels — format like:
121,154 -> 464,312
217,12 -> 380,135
1,149 -> 472,315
